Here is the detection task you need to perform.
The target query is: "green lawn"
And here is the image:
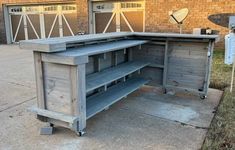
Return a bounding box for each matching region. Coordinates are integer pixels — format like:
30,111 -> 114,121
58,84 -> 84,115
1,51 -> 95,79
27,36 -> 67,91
202,50 -> 235,150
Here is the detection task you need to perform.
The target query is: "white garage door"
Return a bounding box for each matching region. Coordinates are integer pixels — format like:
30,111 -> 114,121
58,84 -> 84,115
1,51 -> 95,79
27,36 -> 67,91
8,4 -> 78,42
92,1 -> 145,33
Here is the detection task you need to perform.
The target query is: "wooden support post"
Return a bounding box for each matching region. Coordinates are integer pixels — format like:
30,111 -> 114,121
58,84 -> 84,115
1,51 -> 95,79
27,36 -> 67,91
163,40 -> 169,89
112,51 -> 118,84
204,41 -> 214,97
112,51 -> 118,66
94,57 -> 101,72
33,52 -> 46,109
128,48 -> 133,78
71,64 -> 86,134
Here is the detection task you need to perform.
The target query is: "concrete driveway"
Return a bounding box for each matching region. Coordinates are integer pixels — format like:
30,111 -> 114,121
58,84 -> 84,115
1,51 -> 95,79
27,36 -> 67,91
0,44 -> 223,150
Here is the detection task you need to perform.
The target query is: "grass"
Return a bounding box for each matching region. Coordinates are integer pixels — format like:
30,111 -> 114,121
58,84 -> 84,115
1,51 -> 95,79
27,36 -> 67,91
202,50 -> 235,150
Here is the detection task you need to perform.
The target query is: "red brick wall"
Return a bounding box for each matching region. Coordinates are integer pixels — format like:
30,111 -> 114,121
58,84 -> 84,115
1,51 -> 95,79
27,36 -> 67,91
0,0 -> 235,49
0,1 -> 6,43
76,0 -> 89,34
145,0 -> 235,49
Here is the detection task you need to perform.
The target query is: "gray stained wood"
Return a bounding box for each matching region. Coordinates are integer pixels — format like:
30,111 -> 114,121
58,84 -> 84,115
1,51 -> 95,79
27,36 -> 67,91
86,61 -> 150,92
54,40 -> 148,57
30,107 -> 78,124
86,77 -> 149,119
41,40 -> 148,65
24,32 -> 218,134
19,32 -> 219,52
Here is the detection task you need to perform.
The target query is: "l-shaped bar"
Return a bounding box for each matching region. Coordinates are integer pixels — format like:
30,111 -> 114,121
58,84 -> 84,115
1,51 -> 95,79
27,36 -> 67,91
20,32 -> 219,135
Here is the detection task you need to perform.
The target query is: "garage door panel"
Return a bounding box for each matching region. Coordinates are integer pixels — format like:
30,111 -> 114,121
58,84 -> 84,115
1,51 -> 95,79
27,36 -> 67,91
10,15 -> 25,42
95,13 -> 116,33
120,15 -> 131,32
15,22 -> 25,42
27,15 -> 40,40
8,4 -> 77,43
123,11 -> 143,32
44,14 -> 59,38
10,15 -> 21,37
63,13 -> 78,36
93,1 -> 144,33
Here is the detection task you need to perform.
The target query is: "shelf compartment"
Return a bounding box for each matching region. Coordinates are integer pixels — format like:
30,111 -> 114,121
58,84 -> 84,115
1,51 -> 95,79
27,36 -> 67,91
86,61 -> 150,92
86,77 -> 149,119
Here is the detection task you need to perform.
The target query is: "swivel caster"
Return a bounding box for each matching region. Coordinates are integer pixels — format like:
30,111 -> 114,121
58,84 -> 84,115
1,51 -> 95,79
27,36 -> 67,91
76,131 -> 86,137
200,95 -> 207,100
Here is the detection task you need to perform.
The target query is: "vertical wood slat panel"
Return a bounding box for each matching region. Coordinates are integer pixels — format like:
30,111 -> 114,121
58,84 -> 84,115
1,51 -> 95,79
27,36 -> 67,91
74,64 -> 86,132
33,52 -> 46,109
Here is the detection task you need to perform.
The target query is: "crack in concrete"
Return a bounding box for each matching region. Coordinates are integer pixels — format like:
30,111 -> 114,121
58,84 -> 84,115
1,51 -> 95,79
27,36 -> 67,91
0,79 -> 35,89
0,96 -> 36,113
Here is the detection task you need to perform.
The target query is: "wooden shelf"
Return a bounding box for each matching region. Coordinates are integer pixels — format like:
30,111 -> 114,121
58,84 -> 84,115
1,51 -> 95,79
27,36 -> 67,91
86,61 -> 150,92
86,77 -> 149,119
55,40 -> 148,57
148,64 -> 164,69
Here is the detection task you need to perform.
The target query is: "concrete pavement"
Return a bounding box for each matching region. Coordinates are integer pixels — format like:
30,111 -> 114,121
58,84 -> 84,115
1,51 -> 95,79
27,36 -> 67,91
0,44 -> 223,150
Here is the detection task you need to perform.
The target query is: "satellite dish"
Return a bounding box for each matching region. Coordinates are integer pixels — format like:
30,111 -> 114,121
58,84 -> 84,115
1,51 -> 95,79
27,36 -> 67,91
169,8 -> 189,34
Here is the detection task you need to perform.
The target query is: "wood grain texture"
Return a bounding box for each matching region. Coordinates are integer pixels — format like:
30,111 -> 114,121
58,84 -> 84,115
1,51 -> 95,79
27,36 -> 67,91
19,32 -> 219,52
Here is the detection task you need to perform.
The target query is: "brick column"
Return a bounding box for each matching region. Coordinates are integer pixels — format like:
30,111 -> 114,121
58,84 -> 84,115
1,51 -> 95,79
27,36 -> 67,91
76,0 -> 89,34
0,2 -> 7,44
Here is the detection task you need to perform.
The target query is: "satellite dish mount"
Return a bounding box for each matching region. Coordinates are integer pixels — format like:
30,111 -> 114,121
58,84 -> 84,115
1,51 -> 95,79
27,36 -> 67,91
169,8 -> 189,34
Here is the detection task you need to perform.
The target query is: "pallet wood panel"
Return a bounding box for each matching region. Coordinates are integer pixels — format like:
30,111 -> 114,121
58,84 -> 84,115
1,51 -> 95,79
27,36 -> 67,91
43,63 -> 72,115
167,42 -> 208,91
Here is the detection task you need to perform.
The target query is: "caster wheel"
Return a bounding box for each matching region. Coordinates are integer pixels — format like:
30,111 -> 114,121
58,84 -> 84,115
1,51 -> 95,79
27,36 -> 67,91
77,131 -> 85,137
200,95 -> 207,100
163,89 -> 167,94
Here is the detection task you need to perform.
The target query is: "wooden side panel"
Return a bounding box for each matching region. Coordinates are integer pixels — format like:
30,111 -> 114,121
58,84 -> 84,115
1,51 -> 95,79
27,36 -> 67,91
137,67 -> 163,86
132,44 -> 165,86
116,50 -> 126,64
132,44 -> 165,65
167,42 -> 208,90
86,57 -> 95,75
43,62 -> 72,115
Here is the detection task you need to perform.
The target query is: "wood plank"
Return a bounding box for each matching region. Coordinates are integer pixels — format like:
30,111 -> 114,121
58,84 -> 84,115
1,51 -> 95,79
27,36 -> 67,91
148,64 -> 164,68
19,32 -> 133,52
33,52 -> 46,109
204,41 -> 215,95
19,32 -> 218,53
55,40 -> 148,57
73,64 -> 86,132
44,63 -> 72,115
86,61 -> 150,92
86,77 -> 149,119
29,107 -> 78,124
163,40 -> 168,88
41,40 -> 147,65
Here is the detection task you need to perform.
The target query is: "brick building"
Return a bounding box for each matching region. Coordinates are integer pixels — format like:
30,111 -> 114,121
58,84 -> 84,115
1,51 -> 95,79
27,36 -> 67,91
0,0 -> 234,48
